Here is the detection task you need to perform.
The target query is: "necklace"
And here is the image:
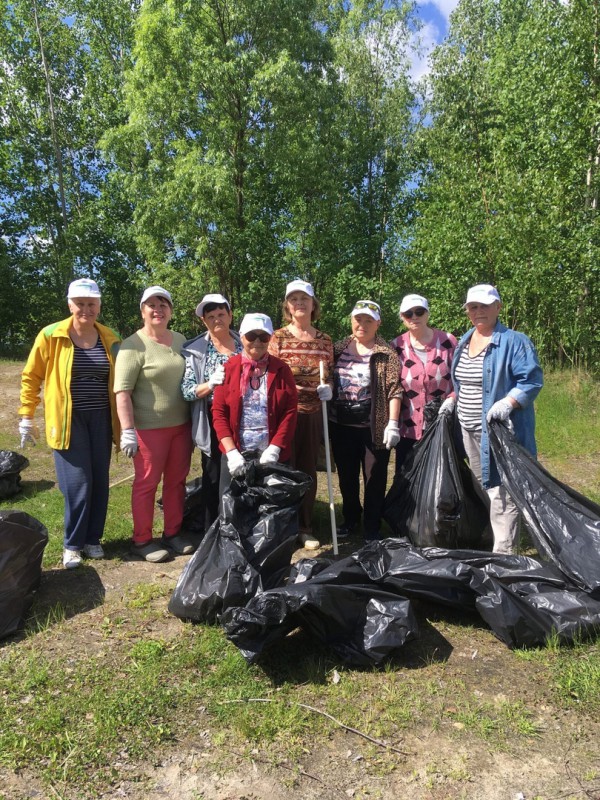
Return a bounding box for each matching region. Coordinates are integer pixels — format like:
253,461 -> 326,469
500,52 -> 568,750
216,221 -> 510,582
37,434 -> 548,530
250,367 -> 266,391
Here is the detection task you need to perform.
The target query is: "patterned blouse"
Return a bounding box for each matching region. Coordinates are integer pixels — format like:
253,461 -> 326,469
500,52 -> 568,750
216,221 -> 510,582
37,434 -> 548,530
268,328 -> 334,415
181,338 -> 242,402
390,328 -> 457,441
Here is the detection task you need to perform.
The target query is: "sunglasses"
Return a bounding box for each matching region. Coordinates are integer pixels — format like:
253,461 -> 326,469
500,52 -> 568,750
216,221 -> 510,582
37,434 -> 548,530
403,308 -> 427,319
354,301 -> 381,312
244,331 -> 271,343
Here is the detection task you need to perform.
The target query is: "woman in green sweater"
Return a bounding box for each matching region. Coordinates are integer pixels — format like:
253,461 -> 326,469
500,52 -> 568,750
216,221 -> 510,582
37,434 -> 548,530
114,286 -> 194,563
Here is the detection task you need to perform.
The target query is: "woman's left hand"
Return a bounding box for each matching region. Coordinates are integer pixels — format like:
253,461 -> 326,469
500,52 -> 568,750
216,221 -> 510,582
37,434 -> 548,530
259,444 -> 281,465
383,420 -> 400,449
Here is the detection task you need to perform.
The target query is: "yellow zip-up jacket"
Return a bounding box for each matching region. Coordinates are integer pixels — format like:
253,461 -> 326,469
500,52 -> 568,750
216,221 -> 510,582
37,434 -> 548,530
19,317 -> 122,450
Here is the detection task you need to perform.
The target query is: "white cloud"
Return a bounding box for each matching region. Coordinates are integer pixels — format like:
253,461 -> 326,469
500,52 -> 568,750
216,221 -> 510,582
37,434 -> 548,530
409,21 -> 441,82
423,0 -> 461,23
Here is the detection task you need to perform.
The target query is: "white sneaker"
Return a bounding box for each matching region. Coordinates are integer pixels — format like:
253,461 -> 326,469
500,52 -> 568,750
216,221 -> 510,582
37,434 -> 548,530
83,544 -> 104,559
63,549 -> 82,569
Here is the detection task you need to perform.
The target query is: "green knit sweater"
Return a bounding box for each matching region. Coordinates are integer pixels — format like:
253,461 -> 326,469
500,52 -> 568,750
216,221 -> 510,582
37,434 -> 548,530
114,331 -> 190,430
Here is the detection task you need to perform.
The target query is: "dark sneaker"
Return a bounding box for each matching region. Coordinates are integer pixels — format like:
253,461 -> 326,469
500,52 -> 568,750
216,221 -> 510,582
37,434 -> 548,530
336,525 -> 355,539
161,534 -> 196,555
130,541 -> 170,563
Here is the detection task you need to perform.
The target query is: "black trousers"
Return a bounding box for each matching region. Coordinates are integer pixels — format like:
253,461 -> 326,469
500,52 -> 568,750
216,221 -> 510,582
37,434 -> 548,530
330,421 -> 390,540
200,412 -> 222,532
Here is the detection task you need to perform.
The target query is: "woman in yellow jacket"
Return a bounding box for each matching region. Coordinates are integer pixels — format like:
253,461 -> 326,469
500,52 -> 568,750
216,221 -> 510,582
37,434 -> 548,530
18,279 -> 121,569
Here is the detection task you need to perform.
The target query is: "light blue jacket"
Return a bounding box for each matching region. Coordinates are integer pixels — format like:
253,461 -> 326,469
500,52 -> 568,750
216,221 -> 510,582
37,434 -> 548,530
451,321 -> 543,488
181,330 -> 242,455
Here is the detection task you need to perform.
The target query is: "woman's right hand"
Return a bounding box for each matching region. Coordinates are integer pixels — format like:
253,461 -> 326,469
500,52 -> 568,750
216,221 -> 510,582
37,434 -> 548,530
18,418 -> 39,448
226,448 -> 246,477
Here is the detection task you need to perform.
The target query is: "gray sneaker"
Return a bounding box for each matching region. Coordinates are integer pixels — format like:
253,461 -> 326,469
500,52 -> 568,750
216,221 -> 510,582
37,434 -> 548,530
161,534 -> 196,555
130,541 -> 170,563
83,543 -> 104,559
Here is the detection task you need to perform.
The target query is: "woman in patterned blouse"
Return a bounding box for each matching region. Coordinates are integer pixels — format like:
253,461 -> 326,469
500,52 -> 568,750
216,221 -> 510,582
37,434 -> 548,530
268,280 -> 334,550
181,294 -> 242,533
389,294 -> 457,474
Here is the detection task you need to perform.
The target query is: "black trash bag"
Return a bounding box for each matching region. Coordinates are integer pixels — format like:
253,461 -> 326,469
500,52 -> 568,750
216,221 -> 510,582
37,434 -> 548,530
0,450 -> 30,500
0,510 -> 48,640
288,557 -> 335,584
384,413 -> 488,548
168,461 -> 311,624
224,539 -> 600,663
223,581 -> 418,666
488,420 -> 600,595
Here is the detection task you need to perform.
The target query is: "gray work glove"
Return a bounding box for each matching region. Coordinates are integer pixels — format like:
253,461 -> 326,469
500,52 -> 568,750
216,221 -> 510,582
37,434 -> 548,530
317,384 -> 332,402
226,448 -> 246,477
120,428 -> 139,458
259,444 -> 281,465
19,418 -> 39,449
383,420 -> 400,449
208,365 -> 225,390
486,397 -> 514,424
438,397 -> 456,416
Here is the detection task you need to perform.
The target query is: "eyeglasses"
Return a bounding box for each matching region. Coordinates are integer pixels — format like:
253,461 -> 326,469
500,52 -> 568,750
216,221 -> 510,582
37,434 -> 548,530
403,308 -> 427,319
354,301 -> 380,312
244,331 -> 271,343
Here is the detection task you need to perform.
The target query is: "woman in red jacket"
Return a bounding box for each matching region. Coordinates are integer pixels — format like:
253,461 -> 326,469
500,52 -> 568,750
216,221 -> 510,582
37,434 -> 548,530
212,313 -> 298,493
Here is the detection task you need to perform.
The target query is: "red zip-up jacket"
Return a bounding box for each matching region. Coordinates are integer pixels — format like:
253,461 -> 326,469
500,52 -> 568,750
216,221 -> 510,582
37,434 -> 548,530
212,353 -> 298,462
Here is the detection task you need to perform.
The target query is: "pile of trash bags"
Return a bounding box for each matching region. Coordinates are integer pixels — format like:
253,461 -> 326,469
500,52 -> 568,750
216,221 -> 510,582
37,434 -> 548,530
169,420 -> 600,666
0,450 -> 30,500
169,461 -> 311,624
0,510 -> 48,639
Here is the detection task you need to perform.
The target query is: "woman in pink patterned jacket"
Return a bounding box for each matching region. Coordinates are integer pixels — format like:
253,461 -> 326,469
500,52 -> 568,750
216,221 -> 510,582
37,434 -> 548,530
389,294 -> 457,474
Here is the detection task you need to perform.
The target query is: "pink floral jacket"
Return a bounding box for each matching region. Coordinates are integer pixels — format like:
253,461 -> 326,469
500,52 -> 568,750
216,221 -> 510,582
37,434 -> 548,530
390,328 -> 457,441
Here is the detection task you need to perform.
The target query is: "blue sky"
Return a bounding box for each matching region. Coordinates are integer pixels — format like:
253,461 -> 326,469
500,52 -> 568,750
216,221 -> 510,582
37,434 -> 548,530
411,0 -> 459,80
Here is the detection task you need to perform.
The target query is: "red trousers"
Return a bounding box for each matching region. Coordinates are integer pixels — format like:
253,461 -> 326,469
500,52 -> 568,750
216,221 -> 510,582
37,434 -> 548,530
132,422 -> 193,544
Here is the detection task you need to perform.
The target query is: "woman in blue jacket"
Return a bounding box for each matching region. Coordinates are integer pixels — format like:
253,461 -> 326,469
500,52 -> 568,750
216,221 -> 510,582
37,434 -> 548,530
447,284 -> 543,554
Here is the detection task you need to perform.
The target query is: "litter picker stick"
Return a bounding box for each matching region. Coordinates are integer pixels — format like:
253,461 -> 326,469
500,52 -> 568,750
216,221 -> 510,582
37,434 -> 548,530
320,360 -> 338,556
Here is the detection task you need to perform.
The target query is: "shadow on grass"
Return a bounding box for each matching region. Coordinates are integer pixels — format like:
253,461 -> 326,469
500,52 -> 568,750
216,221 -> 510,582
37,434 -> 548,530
17,479 -> 56,497
0,565 -> 106,647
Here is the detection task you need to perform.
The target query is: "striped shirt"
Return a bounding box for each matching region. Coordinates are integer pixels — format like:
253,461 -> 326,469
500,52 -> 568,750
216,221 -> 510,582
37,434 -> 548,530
70,339 -> 110,410
455,346 -> 488,431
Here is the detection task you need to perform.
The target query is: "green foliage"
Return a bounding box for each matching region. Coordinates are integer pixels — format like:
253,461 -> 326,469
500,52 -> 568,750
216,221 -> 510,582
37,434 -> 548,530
407,0 -> 600,366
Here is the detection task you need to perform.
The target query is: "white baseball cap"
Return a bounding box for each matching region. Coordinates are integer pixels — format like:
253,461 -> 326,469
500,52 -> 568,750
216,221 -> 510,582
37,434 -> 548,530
399,294 -> 429,314
351,300 -> 381,321
285,279 -> 315,298
140,285 -> 173,308
67,278 -> 101,299
464,284 -> 501,307
195,293 -> 230,318
239,313 -> 274,337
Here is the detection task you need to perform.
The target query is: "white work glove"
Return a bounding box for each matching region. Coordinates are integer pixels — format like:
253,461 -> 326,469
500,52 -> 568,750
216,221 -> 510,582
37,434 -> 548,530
383,420 -> 400,450
316,384 -> 332,402
226,448 -> 246,477
486,397 -> 514,424
259,444 -> 281,465
438,397 -> 456,417
19,418 -> 39,448
120,428 -> 139,458
208,365 -> 225,390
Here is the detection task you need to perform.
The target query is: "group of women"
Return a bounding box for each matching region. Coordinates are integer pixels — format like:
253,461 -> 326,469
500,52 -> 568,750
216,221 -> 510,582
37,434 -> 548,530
18,277 -> 543,569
